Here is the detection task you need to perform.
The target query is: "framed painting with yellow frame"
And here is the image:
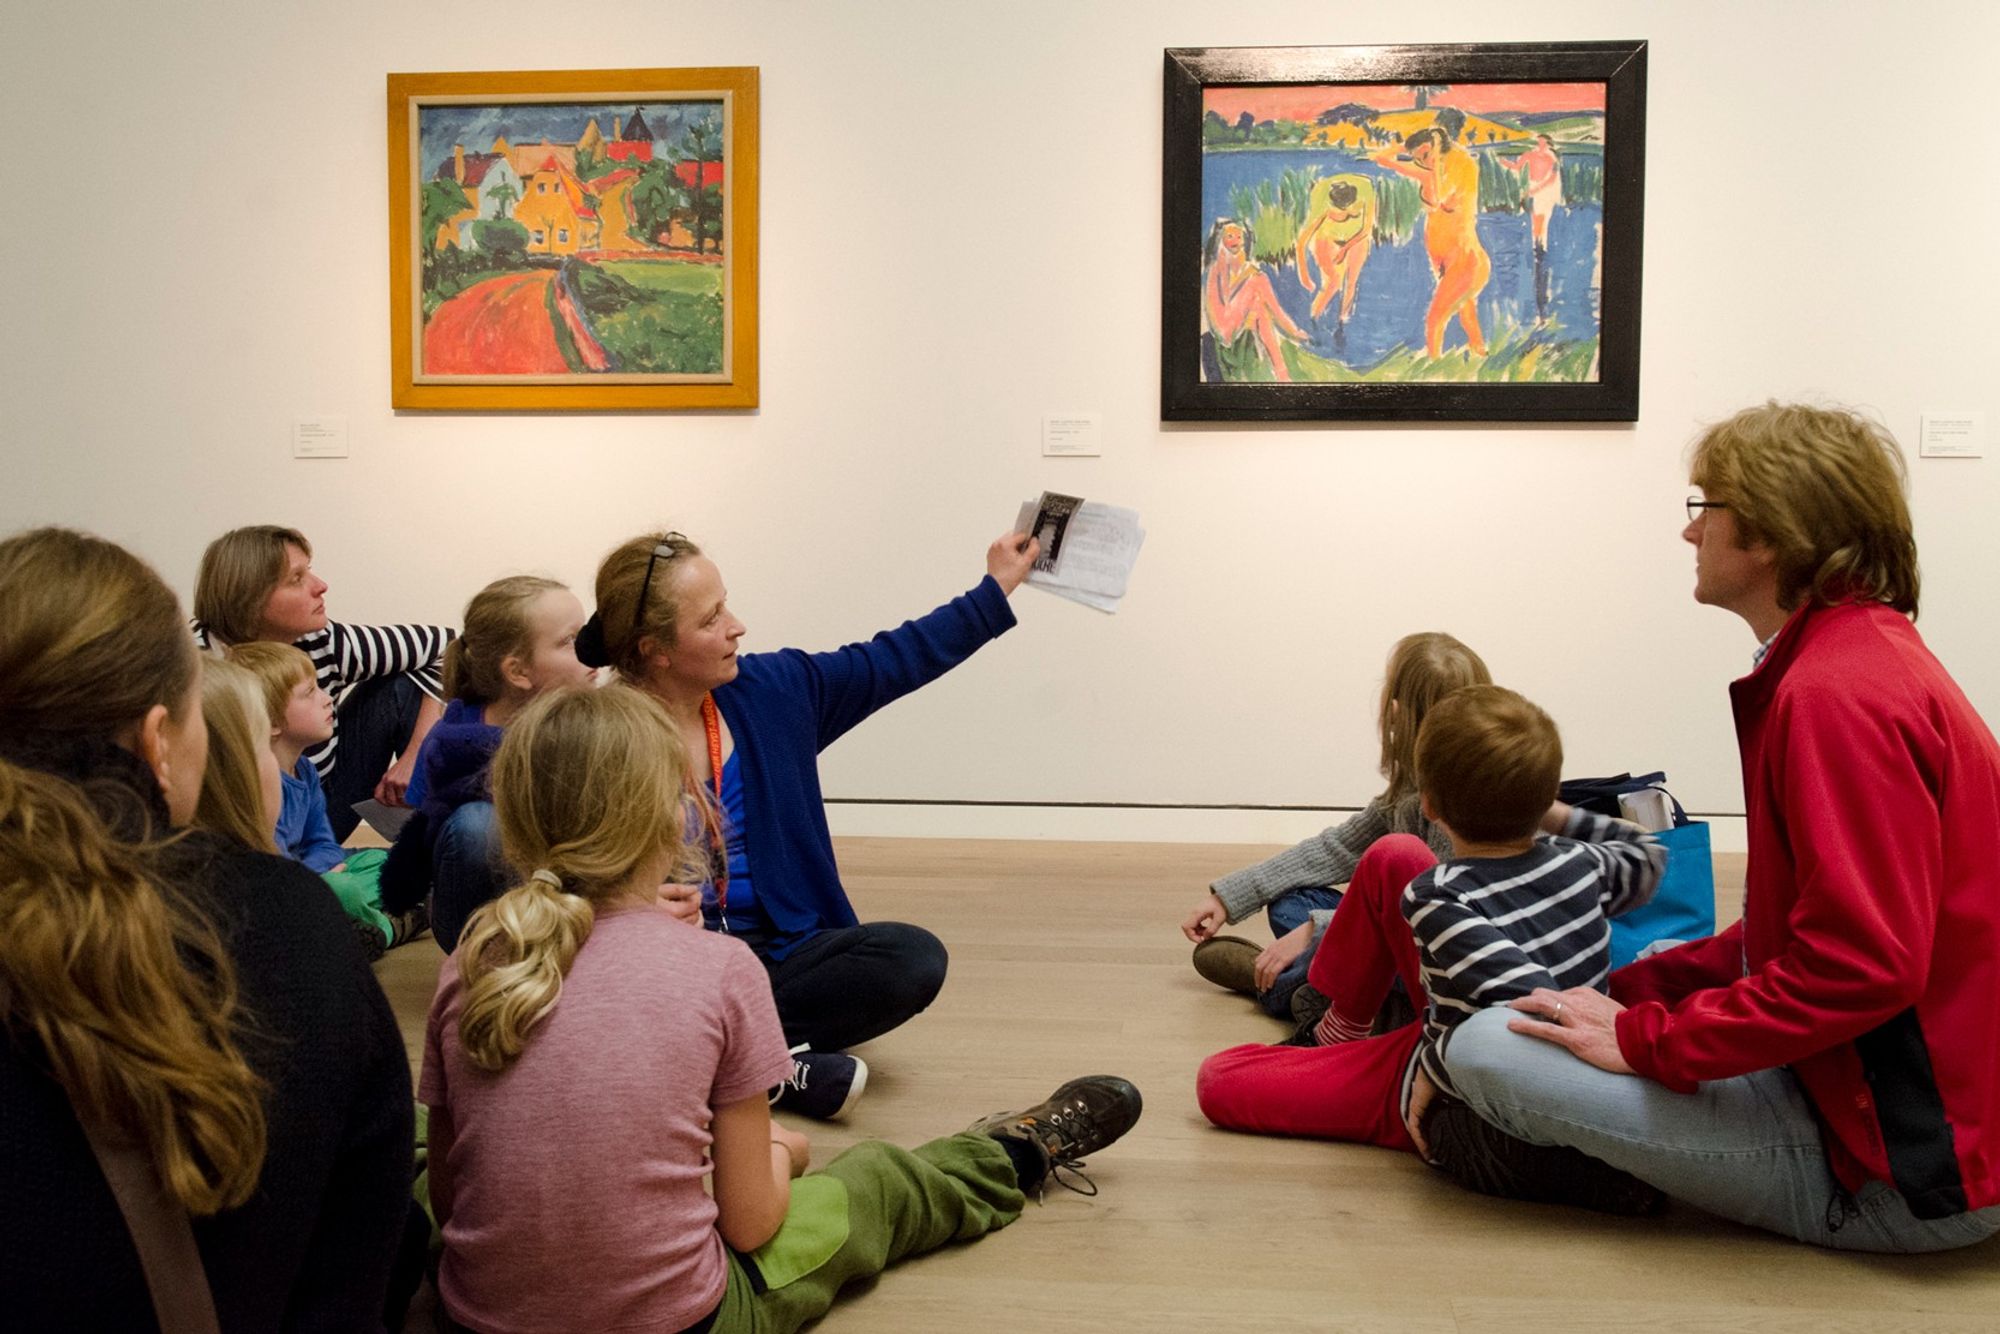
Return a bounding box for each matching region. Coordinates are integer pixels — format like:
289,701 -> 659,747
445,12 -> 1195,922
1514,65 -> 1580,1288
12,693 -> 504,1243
388,67 -> 759,410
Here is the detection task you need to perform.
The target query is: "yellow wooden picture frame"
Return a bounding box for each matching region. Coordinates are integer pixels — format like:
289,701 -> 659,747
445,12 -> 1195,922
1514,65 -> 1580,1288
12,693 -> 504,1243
388,67 -> 759,410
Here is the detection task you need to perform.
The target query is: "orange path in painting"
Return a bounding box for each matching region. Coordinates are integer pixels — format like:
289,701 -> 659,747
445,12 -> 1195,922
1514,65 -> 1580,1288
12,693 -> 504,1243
422,272 -> 569,374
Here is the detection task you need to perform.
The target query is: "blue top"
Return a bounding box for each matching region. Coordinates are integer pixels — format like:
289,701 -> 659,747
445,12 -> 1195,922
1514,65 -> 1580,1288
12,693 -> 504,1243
700,751 -> 778,943
379,698 -> 505,916
278,759 -> 347,873
707,576 -> 1016,961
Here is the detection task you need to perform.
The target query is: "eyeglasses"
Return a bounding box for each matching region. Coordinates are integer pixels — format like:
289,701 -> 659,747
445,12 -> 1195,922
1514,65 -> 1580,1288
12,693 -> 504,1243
633,533 -> 687,640
1685,497 -> 1728,522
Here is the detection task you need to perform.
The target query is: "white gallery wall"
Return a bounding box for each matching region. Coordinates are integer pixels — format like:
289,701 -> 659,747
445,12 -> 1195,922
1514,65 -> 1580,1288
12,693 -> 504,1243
5,0 -> 1997,852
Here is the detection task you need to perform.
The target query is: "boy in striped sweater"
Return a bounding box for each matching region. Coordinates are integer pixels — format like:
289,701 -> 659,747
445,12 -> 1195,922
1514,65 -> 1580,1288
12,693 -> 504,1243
1196,685 -> 1666,1208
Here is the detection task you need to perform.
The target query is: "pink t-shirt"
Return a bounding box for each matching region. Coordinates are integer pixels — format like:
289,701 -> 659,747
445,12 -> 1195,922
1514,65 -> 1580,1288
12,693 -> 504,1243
420,905 -> 794,1334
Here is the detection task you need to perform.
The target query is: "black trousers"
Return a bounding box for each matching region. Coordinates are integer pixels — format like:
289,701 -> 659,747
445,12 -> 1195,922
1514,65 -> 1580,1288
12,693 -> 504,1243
762,921 -> 948,1053
324,674 -> 423,841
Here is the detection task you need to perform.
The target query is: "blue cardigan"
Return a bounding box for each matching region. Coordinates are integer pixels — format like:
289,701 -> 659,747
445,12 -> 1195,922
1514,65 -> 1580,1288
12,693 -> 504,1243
712,576 -> 1016,959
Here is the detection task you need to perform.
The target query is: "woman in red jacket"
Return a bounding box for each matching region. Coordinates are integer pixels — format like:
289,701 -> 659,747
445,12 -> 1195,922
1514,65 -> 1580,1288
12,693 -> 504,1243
1440,402 -> 2000,1251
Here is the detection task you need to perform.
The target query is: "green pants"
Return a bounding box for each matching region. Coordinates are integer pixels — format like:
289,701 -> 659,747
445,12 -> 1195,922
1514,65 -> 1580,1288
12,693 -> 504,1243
712,1133 -> 1024,1333
323,846 -> 393,943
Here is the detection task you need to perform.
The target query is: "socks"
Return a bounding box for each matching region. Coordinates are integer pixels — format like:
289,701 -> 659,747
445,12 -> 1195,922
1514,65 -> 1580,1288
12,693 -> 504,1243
1312,1007 -> 1373,1046
991,1131 -> 1048,1196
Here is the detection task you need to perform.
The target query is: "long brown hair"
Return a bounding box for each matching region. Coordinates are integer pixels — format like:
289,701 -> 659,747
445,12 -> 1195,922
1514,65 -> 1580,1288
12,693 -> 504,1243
0,527 -> 265,1214
454,685 -> 694,1072
1377,632 -> 1492,803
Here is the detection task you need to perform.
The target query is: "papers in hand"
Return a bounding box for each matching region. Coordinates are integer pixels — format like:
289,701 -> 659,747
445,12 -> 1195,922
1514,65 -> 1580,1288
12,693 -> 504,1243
1013,493 -> 1145,613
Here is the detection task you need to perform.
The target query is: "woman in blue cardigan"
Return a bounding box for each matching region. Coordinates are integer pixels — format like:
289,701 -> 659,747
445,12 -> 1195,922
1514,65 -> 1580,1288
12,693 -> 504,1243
578,528 -> 1038,1119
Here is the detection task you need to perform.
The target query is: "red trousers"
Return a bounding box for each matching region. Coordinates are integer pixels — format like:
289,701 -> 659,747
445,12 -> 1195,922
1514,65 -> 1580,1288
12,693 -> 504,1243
1194,835 -> 1439,1150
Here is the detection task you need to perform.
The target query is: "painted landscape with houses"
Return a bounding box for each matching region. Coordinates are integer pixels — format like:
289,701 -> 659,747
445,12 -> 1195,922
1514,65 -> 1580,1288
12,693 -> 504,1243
416,100 -> 729,377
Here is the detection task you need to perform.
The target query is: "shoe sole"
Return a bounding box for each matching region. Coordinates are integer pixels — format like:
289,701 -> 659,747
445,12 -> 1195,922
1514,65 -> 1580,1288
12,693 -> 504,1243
831,1056 -> 868,1119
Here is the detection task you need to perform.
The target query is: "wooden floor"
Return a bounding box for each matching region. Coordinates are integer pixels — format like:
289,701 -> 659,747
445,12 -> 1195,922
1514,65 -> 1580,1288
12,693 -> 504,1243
374,839 -> 2000,1332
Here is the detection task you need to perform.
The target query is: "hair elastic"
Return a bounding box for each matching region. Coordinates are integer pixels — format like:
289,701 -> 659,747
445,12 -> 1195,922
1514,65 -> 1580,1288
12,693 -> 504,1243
529,868 -> 562,889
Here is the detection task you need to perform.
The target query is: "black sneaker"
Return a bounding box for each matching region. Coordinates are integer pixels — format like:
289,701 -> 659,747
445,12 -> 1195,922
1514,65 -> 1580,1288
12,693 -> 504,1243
969,1075 -> 1143,1199
1422,1096 -> 1667,1217
769,1046 -> 867,1121
352,916 -> 387,964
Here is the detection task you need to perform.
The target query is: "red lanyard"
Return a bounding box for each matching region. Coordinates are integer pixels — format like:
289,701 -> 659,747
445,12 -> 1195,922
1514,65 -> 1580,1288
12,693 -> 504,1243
701,693 -> 728,927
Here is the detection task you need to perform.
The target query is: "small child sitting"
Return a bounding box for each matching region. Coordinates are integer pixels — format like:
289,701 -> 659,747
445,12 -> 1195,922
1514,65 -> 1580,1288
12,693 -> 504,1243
230,640 -> 418,958
1196,684 -> 1669,1213
1180,632 -> 1488,1022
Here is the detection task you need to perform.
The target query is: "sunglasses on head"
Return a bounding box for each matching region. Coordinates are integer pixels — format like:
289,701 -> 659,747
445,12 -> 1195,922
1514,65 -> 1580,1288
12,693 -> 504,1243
633,533 -> 687,641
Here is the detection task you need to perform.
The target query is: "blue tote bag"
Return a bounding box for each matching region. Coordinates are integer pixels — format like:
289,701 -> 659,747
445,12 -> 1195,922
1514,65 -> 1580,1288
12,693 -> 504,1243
1559,772 -> 1716,969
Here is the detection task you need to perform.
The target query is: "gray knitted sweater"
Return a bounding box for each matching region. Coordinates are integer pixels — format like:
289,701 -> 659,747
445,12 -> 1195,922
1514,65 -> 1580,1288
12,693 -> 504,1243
1211,791 -> 1453,932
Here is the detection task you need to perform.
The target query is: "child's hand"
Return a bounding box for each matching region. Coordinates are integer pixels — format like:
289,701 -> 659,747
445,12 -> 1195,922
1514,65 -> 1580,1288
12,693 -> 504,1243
1404,1067 -> 1439,1160
657,882 -> 703,925
771,1123 -> 811,1178
1253,921 -> 1314,991
1180,893 -> 1229,943
375,752 -> 418,806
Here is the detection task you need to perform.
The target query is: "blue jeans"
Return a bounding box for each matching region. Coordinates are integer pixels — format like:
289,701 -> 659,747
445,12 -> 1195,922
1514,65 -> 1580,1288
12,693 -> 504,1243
1443,1008 -> 2000,1253
429,801 -> 509,953
1257,887 -> 1344,1017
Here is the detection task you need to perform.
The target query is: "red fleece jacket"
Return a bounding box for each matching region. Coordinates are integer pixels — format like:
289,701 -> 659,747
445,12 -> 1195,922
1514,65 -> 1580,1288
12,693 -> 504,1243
1612,600 -> 2000,1218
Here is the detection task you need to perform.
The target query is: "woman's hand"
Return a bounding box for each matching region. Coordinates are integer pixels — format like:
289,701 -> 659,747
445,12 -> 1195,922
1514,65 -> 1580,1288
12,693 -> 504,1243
771,1123 -> 812,1178
1180,892 -> 1229,944
986,531 -> 1040,596
1253,921 -> 1315,992
657,882 -> 703,925
1507,986 -> 1634,1075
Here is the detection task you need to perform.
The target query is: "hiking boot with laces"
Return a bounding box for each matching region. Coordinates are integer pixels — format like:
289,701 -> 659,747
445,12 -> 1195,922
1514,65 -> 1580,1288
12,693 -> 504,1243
969,1075 -> 1142,1199
769,1045 -> 867,1121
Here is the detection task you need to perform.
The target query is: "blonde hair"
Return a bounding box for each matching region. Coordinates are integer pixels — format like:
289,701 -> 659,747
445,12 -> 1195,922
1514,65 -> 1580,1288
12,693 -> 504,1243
227,640 -> 316,729
1690,401 -> 1920,617
193,525 -> 311,645
1377,633 -> 1493,803
195,658 -> 279,854
454,685 -> 693,1072
0,527 -> 265,1214
1416,684 -> 1562,844
444,575 -> 568,704
591,531 -> 704,680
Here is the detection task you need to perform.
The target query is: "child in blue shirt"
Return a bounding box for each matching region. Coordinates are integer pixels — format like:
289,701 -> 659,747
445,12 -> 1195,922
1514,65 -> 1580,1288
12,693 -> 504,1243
231,641 -> 410,956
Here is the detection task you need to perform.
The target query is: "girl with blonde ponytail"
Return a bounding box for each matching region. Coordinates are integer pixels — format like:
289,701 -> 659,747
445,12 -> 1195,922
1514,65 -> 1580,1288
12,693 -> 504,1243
1,526 -> 414,1331
421,682 -> 1143,1334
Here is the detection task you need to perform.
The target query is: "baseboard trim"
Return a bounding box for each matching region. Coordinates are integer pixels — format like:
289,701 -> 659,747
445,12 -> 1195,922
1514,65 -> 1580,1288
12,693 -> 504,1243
823,801 -> 1749,852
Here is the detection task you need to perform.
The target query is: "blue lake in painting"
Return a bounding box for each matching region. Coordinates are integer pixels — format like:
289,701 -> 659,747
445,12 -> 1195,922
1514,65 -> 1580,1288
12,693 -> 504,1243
1200,147 -> 1600,371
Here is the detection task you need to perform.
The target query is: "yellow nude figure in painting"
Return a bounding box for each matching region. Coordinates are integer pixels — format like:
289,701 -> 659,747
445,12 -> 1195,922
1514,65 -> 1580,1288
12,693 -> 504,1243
1375,127 -> 1491,359
1293,174 -> 1376,324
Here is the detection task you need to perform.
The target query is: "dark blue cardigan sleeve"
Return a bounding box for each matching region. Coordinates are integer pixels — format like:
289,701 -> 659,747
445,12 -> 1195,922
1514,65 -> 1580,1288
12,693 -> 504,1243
760,577 -> 1018,751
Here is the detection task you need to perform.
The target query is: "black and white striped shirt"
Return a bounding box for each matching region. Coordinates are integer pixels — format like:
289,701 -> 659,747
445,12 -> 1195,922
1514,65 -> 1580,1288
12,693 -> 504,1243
1402,807 -> 1664,1102
193,620 -> 451,778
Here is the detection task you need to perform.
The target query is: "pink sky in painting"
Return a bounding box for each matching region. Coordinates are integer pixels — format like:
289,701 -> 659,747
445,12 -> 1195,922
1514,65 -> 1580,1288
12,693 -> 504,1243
1204,82 -> 1604,123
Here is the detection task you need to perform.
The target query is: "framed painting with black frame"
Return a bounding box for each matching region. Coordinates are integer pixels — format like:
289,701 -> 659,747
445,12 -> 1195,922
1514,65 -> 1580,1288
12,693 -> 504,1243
1162,41 -> 1645,422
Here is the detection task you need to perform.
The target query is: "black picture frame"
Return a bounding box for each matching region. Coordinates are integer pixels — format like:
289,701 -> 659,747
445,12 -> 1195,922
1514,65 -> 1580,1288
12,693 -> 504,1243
1162,41 -> 1646,422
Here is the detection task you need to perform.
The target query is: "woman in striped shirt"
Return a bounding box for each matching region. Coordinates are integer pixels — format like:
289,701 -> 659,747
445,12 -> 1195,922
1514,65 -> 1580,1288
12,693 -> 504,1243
192,525 -> 453,839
